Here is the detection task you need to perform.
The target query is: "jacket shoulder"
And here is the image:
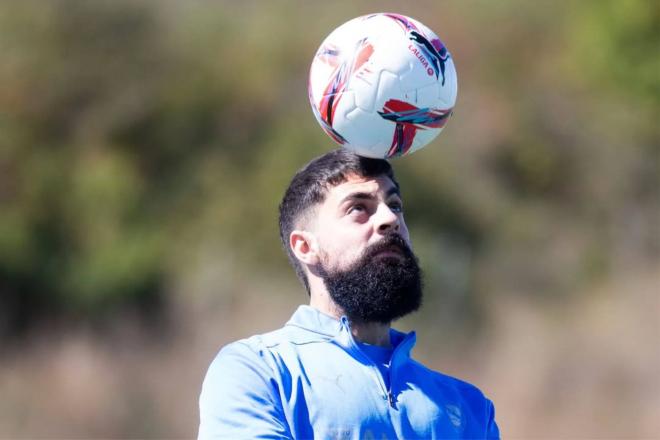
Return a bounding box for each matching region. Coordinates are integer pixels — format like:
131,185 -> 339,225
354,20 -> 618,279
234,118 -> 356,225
241,324 -> 333,351
408,358 -> 490,401
206,323 -> 332,377
199,338 -> 291,438
406,359 -> 499,437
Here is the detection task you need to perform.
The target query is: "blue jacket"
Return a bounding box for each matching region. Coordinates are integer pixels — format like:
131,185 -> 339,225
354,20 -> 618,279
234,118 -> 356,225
199,305 -> 499,439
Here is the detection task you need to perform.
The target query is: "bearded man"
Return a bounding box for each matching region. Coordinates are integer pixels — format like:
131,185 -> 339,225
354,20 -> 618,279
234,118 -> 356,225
198,149 -> 500,439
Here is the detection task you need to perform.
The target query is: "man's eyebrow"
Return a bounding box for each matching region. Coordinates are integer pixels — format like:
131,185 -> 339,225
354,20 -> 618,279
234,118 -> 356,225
339,192 -> 374,205
385,186 -> 400,198
339,187 -> 401,205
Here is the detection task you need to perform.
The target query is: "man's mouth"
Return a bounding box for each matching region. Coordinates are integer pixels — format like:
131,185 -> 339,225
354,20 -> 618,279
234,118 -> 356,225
373,245 -> 405,260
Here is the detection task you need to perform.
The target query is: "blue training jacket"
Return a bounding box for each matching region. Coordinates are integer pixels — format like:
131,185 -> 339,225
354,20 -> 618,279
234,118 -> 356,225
199,305 -> 499,439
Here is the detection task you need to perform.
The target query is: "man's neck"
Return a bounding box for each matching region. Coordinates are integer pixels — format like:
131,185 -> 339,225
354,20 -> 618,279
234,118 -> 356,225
350,320 -> 391,347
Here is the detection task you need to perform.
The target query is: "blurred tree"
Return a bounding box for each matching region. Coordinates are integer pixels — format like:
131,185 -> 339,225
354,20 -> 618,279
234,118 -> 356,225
0,0 -> 657,339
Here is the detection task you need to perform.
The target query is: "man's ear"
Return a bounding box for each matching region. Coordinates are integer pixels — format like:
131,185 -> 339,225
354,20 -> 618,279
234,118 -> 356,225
290,230 -> 320,266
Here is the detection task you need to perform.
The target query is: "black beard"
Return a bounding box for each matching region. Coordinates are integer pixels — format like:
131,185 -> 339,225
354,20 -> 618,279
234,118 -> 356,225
319,233 -> 423,324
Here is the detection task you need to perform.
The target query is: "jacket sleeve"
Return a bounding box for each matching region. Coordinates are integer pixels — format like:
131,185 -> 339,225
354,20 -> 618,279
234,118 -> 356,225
198,341 -> 291,439
486,398 -> 500,439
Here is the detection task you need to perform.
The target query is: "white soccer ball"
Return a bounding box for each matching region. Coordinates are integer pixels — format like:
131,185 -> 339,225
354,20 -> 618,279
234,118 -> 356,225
308,13 -> 458,159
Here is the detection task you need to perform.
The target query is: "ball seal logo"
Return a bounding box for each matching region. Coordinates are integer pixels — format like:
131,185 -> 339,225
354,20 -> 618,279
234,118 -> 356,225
380,13 -> 450,85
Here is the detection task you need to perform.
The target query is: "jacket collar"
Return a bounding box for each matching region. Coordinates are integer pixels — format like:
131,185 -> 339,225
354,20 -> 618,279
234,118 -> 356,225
285,305 -> 417,357
285,305 -> 344,337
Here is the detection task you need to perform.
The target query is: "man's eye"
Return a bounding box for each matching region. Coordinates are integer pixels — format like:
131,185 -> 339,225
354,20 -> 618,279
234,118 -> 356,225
389,202 -> 403,213
348,204 -> 366,214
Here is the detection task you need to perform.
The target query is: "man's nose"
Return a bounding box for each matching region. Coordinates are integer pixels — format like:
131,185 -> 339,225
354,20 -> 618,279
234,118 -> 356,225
376,203 -> 400,234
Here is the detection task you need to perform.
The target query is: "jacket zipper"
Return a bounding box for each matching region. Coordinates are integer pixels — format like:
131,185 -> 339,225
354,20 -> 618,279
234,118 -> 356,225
341,317 -> 396,408
387,391 -> 396,408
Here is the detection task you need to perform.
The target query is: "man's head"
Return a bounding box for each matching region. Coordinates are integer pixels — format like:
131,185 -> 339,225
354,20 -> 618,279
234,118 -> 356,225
278,149 -> 422,323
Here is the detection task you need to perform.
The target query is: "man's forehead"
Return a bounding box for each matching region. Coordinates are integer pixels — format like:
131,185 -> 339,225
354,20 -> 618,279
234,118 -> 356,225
327,174 -> 399,201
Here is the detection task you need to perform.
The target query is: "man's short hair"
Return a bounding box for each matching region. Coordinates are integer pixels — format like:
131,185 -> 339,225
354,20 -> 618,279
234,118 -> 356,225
278,148 -> 398,293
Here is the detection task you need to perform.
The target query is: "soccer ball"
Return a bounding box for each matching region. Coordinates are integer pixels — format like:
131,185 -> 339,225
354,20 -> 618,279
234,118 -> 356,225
308,13 -> 457,159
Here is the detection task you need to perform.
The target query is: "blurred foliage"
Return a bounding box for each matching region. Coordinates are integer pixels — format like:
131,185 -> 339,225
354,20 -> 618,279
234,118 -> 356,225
0,0 -> 658,337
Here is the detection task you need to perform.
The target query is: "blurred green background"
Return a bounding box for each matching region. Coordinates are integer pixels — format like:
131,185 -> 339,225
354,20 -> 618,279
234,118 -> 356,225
0,0 -> 658,437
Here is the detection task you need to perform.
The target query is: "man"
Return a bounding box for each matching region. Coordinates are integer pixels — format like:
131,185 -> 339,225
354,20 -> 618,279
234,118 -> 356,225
199,149 -> 499,439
